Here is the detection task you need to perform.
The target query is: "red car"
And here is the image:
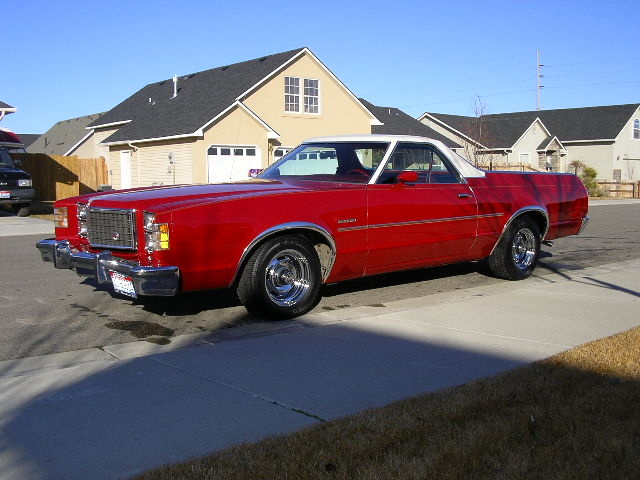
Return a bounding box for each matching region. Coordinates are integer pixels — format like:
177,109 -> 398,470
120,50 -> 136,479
37,135 -> 589,319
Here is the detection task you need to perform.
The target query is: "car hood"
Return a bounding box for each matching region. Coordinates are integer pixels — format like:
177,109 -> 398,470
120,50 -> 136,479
82,179 -> 317,212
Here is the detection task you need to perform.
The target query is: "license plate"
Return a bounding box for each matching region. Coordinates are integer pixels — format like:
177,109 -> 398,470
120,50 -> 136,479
0,191 -> 9,199
110,271 -> 137,298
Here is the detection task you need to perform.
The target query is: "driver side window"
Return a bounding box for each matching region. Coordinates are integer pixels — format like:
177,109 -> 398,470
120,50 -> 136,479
378,144 -> 461,184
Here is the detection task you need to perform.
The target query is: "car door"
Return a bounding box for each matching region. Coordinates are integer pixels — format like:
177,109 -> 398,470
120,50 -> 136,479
366,143 -> 478,275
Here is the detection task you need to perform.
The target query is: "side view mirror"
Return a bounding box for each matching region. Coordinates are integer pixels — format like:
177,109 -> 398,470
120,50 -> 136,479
397,171 -> 418,184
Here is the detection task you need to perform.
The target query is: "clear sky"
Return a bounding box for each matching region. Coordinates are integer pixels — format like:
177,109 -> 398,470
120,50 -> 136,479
3,0 -> 639,135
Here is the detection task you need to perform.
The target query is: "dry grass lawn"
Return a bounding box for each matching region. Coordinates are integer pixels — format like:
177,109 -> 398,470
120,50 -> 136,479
132,327 -> 640,479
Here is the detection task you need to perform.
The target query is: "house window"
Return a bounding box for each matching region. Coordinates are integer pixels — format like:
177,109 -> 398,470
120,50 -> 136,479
633,119 -> 640,139
284,76 -> 320,114
304,79 -> 319,113
274,147 -> 292,162
284,76 -> 300,112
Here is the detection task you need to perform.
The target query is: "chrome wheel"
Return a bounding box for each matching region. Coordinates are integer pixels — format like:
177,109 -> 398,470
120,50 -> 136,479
237,234 -> 322,319
264,249 -> 312,307
511,228 -> 537,271
487,216 -> 541,281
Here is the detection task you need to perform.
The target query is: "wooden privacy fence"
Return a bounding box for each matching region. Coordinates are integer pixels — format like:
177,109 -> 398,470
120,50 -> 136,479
596,181 -> 640,198
478,163 -> 542,173
13,153 -> 108,201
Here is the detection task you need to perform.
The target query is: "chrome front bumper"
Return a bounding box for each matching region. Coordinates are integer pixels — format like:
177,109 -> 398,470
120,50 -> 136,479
35,239 -> 180,297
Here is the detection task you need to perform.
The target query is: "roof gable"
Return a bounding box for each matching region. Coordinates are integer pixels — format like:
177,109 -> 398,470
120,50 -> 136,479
537,135 -> 566,152
27,112 -> 106,155
91,48 -> 306,144
426,103 -> 640,148
92,48 -> 379,145
0,101 -> 16,112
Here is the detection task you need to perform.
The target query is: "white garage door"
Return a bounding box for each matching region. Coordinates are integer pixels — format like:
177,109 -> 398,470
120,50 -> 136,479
207,145 -> 262,183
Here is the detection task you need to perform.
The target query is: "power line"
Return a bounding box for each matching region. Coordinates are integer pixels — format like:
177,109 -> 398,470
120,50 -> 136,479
544,56 -> 640,68
393,88 -> 537,111
545,79 -> 640,89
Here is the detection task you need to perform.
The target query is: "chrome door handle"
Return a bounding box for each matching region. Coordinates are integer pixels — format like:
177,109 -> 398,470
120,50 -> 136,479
458,193 -> 473,198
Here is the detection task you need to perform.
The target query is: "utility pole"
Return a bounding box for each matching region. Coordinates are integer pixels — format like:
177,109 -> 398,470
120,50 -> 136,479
537,50 -> 544,111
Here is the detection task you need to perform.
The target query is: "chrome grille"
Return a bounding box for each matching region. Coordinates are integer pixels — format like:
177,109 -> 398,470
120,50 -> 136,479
87,207 -> 137,250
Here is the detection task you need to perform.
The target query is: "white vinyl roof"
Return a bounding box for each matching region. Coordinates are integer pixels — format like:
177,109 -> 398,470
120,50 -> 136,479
303,134 -> 486,179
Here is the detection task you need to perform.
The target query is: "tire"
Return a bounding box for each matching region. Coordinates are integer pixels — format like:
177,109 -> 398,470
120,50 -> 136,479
237,234 -> 322,319
15,205 -> 30,217
487,216 -> 541,281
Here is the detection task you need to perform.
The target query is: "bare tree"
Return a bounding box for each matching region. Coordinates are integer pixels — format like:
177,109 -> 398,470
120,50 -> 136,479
462,95 -> 497,167
568,160 -> 586,175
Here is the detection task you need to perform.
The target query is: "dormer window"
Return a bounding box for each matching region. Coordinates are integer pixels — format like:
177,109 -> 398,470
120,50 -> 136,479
284,76 -> 320,114
634,119 -> 640,139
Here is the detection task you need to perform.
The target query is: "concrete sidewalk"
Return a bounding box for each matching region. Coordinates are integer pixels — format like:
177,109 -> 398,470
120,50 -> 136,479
0,258 -> 638,480
0,212 -> 53,237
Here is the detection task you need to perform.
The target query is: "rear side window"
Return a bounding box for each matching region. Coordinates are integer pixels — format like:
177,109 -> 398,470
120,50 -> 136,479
377,143 -> 462,184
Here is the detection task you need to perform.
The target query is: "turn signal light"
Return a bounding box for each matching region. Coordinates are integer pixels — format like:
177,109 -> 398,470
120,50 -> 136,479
54,207 -> 68,229
144,211 -> 170,251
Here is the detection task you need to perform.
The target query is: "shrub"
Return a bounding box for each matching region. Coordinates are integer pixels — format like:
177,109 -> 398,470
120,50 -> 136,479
580,166 -> 602,196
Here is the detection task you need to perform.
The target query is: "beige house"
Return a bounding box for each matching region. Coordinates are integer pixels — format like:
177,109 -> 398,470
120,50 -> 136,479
83,48 -> 382,189
419,104 -> 640,181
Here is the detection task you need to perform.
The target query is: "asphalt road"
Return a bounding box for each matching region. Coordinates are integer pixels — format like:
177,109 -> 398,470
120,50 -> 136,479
1,203 -> 639,361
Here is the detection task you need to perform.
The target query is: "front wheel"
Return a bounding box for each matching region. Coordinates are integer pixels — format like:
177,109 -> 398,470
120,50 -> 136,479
487,217 -> 541,280
237,235 -> 322,319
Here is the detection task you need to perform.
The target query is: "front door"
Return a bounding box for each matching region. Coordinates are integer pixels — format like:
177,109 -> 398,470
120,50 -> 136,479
120,151 -> 131,189
366,143 -> 478,275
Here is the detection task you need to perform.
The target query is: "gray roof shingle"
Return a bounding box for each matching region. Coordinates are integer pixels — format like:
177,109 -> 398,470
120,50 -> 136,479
27,112 -> 106,155
361,99 -> 462,148
18,134 -> 41,148
428,103 -> 640,148
90,48 -> 307,144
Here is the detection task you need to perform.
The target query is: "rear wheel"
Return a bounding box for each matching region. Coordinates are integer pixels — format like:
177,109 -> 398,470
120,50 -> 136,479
487,216 -> 541,280
14,204 -> 30,217
237,235 -> 322,319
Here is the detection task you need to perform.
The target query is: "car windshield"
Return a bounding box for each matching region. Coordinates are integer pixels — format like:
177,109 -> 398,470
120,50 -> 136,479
258,142 -> 389,184
0,147 -> 17,168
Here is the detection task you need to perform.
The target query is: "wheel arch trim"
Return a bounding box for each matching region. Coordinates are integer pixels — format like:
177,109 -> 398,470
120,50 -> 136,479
489,206 -> 549,257
231,222 -> 337,285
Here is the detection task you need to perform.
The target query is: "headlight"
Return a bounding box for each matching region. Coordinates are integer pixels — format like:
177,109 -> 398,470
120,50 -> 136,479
77,203 -> 88,237
144,211 -> 170,251
18,179 -> 32,187
54,207 -> 68,228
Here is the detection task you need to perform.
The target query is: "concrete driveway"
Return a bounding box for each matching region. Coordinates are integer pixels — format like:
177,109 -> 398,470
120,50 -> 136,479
0,257 -> 638,480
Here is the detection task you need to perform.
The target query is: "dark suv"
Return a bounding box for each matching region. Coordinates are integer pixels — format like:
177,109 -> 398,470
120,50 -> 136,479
0,130 -> 35,216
